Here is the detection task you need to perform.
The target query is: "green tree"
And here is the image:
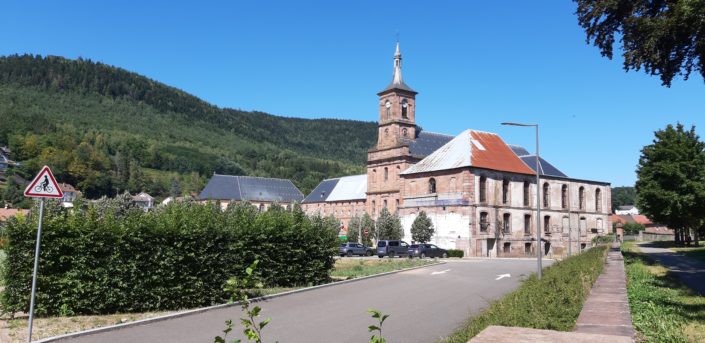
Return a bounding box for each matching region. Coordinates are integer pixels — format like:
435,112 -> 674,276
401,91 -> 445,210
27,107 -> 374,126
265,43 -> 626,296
376,208 -> 403,240
622,222 -> 645,235
410,211 -> 435,243
575,0 -> 705,86
611,186 -> 636,212
169,177 -> 181,197
347,213 -> 375,246
635,124 -> 705,245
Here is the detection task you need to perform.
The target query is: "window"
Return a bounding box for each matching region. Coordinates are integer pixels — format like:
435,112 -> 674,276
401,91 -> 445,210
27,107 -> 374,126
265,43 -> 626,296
502,179 -> 509,204
525,243 -> 532,254
503,242 -> 511,254
372,201 -> 376,216
597,218 -> 603,232
561,184 -> 568,209
503,213 -> 511,233
480,212 -> 489,232
523,181 -> 530,206
384,167 -> 388,181
579,186 -> 585,210
402,128 -> 408,137
429,178 -> 437,193
395,199 -> 399,209
372,169 -> 376,183
524,214 -> 531,235
580,217 -> 587,235
383,200 -> 387,208
450,177 -> 457,193
384,128 -> 389,136
258,203 -> 265,212
479,176 -> 487,203
581,243 -> 587,250
385,100 -> 391,118
595,188 -> 602,212
544,215 -> 551,233
562,216 -> 570,234
401,99 -> 408,118
543,182 -> 550,207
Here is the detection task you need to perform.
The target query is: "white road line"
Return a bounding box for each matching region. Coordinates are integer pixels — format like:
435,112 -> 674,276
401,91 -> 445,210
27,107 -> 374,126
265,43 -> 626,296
431,269 -> 451,275
495,273 -> 511,280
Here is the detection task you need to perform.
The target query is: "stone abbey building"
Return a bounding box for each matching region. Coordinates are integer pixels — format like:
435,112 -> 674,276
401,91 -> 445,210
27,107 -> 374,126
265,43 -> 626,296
302,43 -> 611,258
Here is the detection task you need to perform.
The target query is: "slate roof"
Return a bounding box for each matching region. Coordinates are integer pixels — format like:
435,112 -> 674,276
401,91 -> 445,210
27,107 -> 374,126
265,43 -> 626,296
508,144 -> 531,157
519,155 -> 569,178
380,80 -> 417,94
199,174 -> 304,203
303,175 -> 367,204
405,131 -> 454,158
401,129 -> 536,175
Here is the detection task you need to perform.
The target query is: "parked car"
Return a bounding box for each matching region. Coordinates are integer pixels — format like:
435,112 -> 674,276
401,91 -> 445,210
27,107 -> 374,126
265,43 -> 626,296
408,243 -> 448,258
377,240 -> 410,258
339,242 -> 374,257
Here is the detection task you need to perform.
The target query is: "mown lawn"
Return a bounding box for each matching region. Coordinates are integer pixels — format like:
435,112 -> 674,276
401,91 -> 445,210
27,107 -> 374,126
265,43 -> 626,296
623,242 -> 705,342
440,245 -> 608,343
331,258 -> 437,280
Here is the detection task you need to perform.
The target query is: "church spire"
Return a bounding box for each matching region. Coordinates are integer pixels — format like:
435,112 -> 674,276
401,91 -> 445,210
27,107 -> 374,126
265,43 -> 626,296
380,41 -> 416,94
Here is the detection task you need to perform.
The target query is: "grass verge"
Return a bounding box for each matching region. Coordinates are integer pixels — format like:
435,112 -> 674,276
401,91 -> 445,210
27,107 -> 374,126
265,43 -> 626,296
642,240 -> 705,263
331,258 -> 436,280
441,245 -> 608,343
622,242 -> 705,342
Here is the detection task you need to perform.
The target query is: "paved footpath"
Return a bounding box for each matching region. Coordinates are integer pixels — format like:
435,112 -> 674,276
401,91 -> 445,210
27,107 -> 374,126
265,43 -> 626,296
637,242 -> 705,296
472,244 -> 635,343
573,243 -> 635,338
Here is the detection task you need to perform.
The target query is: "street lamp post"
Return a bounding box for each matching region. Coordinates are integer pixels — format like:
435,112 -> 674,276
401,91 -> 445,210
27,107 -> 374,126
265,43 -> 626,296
502,122 -> 542,279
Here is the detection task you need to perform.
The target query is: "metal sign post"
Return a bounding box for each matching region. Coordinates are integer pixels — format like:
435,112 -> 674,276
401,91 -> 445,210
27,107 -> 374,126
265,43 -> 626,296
27,198 -> 44,343
23,166 -> 63,343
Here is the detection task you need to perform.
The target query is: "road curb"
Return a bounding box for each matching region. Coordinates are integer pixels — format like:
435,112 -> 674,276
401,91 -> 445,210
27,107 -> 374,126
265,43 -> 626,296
35,260 -> 444,342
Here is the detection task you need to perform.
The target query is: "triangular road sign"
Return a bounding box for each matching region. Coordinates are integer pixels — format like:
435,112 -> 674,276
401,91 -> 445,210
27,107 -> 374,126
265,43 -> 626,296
24,166 -> 64,198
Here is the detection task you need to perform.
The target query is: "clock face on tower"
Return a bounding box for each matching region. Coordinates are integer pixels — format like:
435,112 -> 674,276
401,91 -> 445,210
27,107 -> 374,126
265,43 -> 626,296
385,101 -> 391,108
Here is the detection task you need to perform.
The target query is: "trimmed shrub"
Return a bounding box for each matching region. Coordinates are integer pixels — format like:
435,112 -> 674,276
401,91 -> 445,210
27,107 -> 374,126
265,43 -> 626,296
1,202 -> 338,316
447,249 -> 464,258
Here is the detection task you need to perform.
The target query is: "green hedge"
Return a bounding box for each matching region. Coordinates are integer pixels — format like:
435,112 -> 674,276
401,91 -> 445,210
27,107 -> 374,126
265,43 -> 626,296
1,201 -> 339,316
442,245 -> 608,342
447,249 -> 464,258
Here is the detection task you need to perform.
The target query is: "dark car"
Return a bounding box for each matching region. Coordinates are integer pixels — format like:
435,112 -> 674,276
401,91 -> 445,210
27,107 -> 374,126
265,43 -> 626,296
377,240 -> 410,258
339,242 -> 374,257
408,243 -> 448,258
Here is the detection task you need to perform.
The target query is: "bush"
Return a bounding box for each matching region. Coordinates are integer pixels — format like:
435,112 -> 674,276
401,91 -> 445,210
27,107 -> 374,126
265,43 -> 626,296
0,202 -> 339,316
442,245 -> 608,342
447,249 -> 464,258
592,234 -> 616,245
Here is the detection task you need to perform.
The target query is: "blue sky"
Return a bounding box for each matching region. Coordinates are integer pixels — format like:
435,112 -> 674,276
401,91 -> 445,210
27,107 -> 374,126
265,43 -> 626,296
2,1 -> 703,187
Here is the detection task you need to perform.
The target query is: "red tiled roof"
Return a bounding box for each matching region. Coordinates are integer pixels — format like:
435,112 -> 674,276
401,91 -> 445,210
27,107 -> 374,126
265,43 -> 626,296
0,208 -> 29,221
470,131 -> 536,175
632,215 -> 653,225
58,183 -> 77,192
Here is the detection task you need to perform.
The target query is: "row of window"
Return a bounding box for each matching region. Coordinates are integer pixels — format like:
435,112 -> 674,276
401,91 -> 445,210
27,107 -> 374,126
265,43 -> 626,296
372,166 -> 402,183
370,199 -> 400,216
383,99 -> 409,119
501,242 -> 587,254
479,212 -> 603,234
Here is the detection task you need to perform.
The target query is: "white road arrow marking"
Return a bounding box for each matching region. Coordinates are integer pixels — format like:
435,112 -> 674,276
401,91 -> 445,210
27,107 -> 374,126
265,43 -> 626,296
495,273 -> 511,280
431,269 -> 451,275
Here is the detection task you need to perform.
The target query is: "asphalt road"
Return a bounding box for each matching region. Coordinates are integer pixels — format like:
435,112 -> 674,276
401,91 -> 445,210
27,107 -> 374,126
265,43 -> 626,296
637,243 -> 705,296
53,259 -> 549,343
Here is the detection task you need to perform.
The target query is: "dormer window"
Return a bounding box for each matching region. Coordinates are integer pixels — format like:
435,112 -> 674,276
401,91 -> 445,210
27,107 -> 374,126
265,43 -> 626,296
401,99 -> 408,118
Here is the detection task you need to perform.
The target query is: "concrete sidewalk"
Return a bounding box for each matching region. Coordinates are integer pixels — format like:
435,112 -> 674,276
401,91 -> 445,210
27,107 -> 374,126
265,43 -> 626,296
471,243 -> 635,342
573,243 -> 635,338
637,242 -> 705,296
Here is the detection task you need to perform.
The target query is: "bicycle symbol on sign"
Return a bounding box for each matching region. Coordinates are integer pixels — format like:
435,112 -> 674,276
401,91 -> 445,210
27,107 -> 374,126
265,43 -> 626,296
34,175 -> 53,193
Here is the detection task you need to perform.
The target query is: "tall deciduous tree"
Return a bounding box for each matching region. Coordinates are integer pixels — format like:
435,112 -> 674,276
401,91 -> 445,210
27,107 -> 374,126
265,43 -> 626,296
574,0 -> 705,86
635,124 -> 705,245
411,211 -> 435,243
347,213 -> 375,246
376,208 -> 403,240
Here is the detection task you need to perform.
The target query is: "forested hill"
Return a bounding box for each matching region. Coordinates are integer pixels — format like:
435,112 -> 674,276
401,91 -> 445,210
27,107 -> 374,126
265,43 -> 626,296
0,54 -> 377,200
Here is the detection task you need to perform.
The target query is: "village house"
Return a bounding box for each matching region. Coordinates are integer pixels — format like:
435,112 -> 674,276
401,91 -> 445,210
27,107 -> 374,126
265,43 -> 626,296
132,192 -> 154,212
199,174 -> 304,211
303,43 -> 612,258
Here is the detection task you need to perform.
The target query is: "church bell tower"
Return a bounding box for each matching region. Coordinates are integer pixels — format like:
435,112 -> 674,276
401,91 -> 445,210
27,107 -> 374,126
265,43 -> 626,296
376,42 -> 417,149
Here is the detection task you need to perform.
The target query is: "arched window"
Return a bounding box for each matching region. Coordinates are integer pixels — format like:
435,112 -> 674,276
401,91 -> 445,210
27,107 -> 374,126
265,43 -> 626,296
503,213 -> 511,233
429,178 -> 437,193
595,188 -> 602,212
502,179 -> 510,204
372,201 -> 376,216
544,215 -> 551,233
523,181 -> 530,206
542,182 -> 550,207
479,176 -> 487,203
402,128 -> 408,137
561,184 -> 568,209
401,99 -> 408,118
385,100 -> 391,119
372,169 -> 377,183
480,212 -> 489,232
579,186 -> 585,210
384,128 -> 389,137
383,199 -> 387,208
384,167 -> 388,181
